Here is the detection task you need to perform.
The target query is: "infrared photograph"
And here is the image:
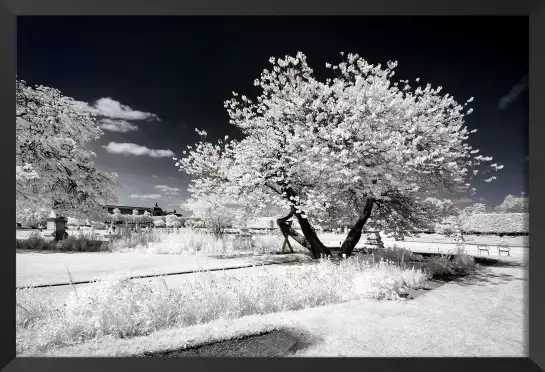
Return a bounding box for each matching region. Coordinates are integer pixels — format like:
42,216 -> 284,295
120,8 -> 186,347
15,16 -> 529,357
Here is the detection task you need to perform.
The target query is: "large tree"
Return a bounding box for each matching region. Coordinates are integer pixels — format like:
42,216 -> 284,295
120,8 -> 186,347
16,80 -> 119,219
175,52 -> 501,258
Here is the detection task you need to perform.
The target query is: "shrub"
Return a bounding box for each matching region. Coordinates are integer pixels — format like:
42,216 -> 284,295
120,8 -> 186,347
55,234 -> 109,252
16,232 -> 108,252
423,254 -> 477,278
16,257 -> 429,354
371,245 -> 413,266
153,218 -> 166,228
16,232 -> 50,250
165,214 -> 183,228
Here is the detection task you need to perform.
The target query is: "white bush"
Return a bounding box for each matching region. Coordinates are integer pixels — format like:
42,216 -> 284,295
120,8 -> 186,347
152,218 -> 166,228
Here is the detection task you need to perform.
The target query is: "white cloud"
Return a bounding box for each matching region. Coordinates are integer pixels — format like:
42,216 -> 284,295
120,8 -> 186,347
86,98 -> 160,121
99,119 -> 139,133
152,175 -> 159,178
155,184 -> 181,195
499,76 -> 528,110
129,194 -> 162,199
102,142 -> 175,158
479,197 -> 486,202
455,197 -> 473,204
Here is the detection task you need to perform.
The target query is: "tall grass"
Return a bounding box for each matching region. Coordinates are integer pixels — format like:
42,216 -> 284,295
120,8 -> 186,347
109,228 -> 287,256
16,257 -> 429,354
424,254 -> 478,278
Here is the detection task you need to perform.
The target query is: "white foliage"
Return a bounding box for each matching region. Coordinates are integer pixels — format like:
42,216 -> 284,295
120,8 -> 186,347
152,217 -> 166,228
165,214 -> 183,228
494,194 -> 529,213
16,80 -> 119,218
175,52 -> 499,234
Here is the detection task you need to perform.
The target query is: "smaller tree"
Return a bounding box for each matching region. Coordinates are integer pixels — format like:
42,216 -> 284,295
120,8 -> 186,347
434,201 -> 484,242
494,194 -> 529,213
184,197 -> 240,238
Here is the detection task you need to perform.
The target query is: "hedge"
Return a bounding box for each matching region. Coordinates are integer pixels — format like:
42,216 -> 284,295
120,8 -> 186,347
461,213 -> 528,234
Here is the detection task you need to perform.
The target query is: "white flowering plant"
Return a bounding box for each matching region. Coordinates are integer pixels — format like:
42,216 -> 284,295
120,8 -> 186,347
175,52 -> 501,258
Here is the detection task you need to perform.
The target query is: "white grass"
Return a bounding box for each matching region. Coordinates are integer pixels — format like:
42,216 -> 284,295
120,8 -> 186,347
16,257 -> 429,354
108,228 -> 288,256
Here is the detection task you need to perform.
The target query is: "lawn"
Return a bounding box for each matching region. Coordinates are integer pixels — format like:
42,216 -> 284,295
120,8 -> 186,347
15,227 -> 527,356
16,250 -> 313,287
25,261 -> 527,357
17,256 -> 434,354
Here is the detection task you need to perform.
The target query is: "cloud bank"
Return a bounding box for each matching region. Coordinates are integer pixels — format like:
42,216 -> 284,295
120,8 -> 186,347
102,142 -> 175,158
155,185 -> 181,195
98,119 -> 139,133
129,194 -> 162,199
86,98 -> 160,121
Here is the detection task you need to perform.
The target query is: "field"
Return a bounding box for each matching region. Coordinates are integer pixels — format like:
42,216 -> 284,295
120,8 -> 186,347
16,227 -> 529,356
19,259 -> 527,357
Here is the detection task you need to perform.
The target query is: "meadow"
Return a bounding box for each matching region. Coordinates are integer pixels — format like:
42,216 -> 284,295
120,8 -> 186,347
15,225 -> 521,356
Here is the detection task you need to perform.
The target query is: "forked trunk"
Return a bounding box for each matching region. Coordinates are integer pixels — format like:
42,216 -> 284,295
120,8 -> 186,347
294,213 -> 332,258
340,198 -> 375,257
276,208 -> 332,259
277,209 -> 311,252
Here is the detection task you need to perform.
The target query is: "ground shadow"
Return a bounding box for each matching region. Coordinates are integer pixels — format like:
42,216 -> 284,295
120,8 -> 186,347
472,256 -> 527,268
235,253 -> 316,267
16,249 -> 110,254
142,328 -> 318,358
451,269 -> 527,287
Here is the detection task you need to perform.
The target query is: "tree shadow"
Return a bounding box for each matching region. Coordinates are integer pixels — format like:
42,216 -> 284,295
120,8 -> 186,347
242,254 -> 317,267
473,256 -> 527,268
444,268 -> 527,287
142,327 -> 318,357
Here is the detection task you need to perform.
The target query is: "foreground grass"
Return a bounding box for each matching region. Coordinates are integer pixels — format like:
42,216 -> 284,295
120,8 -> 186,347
17,257 -> 430,354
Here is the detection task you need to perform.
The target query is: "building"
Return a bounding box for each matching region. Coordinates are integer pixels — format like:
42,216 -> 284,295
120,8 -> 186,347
104,204 -> 151,215
165,210 -> 183,217
104,203 -> 181,217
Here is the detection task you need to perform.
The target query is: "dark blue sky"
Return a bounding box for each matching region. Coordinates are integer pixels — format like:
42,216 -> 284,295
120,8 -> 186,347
17,16 -> 529,212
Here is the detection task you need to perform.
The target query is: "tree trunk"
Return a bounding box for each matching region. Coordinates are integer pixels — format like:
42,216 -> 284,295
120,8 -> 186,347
276,208 -> 332,258
294,212 -> 332,258
276,209 -> 311,252
340,198 -> 375,257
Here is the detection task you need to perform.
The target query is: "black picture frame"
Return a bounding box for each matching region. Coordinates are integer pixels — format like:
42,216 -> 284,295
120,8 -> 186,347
3,0 -> 544,371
